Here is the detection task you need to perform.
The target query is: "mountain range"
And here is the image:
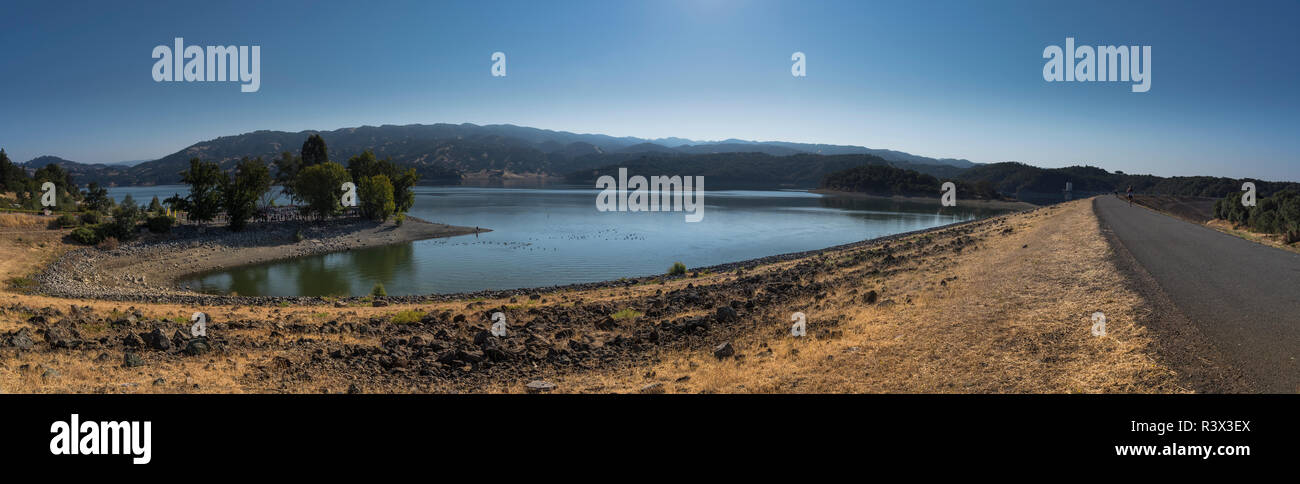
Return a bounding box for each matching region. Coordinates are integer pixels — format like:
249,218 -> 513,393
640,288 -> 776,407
16,123 -> 976,186
15,123 -> 1294,204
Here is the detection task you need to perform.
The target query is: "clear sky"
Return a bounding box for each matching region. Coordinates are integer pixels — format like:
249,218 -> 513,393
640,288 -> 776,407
1,0 -> 1296,180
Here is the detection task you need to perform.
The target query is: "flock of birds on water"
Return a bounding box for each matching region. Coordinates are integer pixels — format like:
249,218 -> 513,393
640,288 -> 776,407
423,227 -> 648,252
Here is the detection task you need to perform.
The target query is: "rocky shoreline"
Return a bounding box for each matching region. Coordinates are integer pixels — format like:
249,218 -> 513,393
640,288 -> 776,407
34,215 -> 486,303
2,208 -> 1013,393
30,211 -> 1006,307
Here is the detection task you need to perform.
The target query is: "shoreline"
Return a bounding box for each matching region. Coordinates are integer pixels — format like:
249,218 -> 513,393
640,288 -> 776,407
811,189 -> 1039,210
29,203 -> 1031,306
34,216 -> 488,301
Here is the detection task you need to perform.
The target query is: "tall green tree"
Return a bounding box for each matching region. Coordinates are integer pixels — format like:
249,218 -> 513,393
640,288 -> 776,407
221,157 -> 272,231
293,162 -> 351,220
346,150 -> 419,213
33,163 -> 74,193
301,134 -> 329,167
0,149 -> 29,192
273,151 -> 303,202
178,158 -> 224,223
358,174 -> 396,222
81,182 -> 114,213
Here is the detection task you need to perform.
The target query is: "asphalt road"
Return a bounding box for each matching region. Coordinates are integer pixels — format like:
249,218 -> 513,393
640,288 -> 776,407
1095,195 -> 1300,393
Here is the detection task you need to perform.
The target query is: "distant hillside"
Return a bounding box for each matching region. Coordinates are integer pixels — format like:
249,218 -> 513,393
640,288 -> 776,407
34,123 -> 980,186
15,124 -> 1293,204
21,156 -> 135,186
562,153 -> 954,188
956,162 -> 1300,204
821,164 -> 1002,199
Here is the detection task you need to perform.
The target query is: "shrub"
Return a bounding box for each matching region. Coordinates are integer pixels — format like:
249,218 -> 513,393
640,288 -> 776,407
52,213 -> 78,229
391,310 -> 423,324
1216,189 -> 1300,243
668,261 -> 687,276
7,277 -> 36,291
394,213 -> 405,227
146,214 -> 175,233
105,198 -> 143,241
79,212 -> 100,225
370,282 -> 387,297
611,309 -> 644,320
70,226 -> 100,245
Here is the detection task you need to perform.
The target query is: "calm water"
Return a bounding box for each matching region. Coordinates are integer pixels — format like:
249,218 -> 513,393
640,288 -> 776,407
110,185 -> 1006,297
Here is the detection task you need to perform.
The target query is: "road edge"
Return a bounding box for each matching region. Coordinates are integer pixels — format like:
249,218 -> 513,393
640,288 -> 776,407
1091,196 -> 1256,393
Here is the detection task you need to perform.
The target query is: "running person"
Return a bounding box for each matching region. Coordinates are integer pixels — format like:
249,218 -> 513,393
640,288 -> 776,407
1126,185 -> 1134,206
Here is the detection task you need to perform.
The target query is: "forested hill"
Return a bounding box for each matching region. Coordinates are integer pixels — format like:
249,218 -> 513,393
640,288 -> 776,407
956,162 -> 1300,202
21,123 -> 975,186
563,153 -> 966,188
9,124 -> 1296,205
820,164 -> 1002,199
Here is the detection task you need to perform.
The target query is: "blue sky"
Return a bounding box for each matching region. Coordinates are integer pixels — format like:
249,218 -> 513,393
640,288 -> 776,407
1,0 -> 1296,180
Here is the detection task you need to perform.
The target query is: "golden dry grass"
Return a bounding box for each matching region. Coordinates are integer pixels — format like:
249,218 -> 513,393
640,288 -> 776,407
0,212 -> 48,229
492,199 -> 1183,394
1204,219 -> 1300,255
1,198 -> 1184,394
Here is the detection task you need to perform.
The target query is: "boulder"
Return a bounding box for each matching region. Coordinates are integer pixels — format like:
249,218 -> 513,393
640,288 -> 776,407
525,380 -> 556,393
713,342 -> 735,359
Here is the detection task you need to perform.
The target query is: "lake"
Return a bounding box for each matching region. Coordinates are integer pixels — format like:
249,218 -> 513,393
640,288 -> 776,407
107,185 -> 1007,297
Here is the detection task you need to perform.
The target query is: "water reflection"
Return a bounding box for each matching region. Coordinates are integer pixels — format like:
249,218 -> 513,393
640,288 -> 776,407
178,187 -> 1013,297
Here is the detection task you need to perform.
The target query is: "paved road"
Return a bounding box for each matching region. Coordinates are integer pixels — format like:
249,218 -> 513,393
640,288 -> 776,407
1095,195 -> 1300,392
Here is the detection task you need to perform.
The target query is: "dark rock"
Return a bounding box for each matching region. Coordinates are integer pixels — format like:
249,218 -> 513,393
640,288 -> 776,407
713,342 -> 735,359
184,338 -> 210,356
484,347 -> 510,361
122,333 -> 143,348
715,306 -> 738,323
123,351 -> 145,368
44,327 -> 80,349
5,328 -> 34,350
458,350 -> 484,364
473,329 -> 494,346
639,382 -> 665,394
436,351 -> 460,364
525,380 -> 556,393
141,329 -> 170,351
